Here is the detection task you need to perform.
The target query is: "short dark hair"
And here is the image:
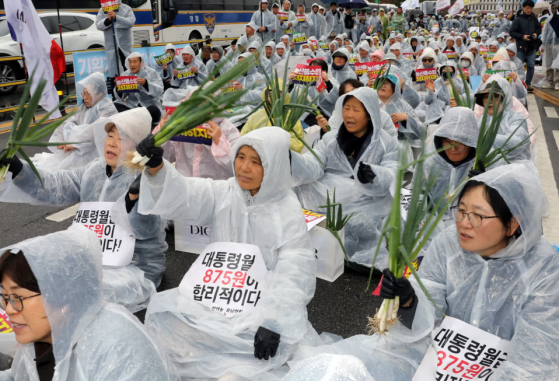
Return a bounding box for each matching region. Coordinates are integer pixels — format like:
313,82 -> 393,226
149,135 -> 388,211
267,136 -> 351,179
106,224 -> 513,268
523,0 -> 534,7
0,250 -> 40,294
458,180 -> 521,238
231,39 -> 238,45
309,59 -> 328,73
330,2 -> 337,6
339,78 -> 364,96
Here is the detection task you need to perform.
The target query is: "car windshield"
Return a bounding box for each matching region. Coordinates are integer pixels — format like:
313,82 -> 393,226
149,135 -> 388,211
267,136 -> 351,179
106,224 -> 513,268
0,21 -> 10,38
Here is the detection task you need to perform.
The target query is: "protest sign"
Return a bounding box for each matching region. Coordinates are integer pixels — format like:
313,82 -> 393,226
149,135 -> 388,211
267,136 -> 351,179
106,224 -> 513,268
433,22 -> 440,33
469,27 -> 480,41
293,32 -> 308,44
293,64 -> 325,92
296,13 -> 307,23
484,52 -> 495,61
303,209 -> 327,231
319,40 -> 329,50
358,14 -> 366,21
367,25 -> 374,35
165,106 -> 177,115
355,61 -> 371,76
0,310 -> 11,334
415,67 -> 438,84
176,66 -> 196,80
276,12 -> 288,22
349,53 -> 359,66
179,242 -> 268,317
115,76 -> 139,93
170,124 -> 213,145
413,317 -> 509,381
403,52 -> 414,60
220,81 -> 238,94
436,0 -> 451,11
486,69 -> 511,81
309,39 -> 318,50
443,50 -> 458,60
154,52 -> 173,65
101,0 -> 119,13
73,202 -> 135,266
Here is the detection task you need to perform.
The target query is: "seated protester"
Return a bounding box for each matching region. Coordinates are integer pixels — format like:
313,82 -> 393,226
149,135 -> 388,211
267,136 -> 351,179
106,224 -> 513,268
408,37 -> 422,61
248,41 -> 272,75
475,75 -> 531,161
206,45 -> 228,78
424,62 -> 470,124
396,34 -> 409,51
377,73 -> 422,161
242,79 -> 304,152
371,35 -> 382,50
506,43 -> 526,82
291,161 -> 559,380
134,127 -> 315,380
468,41 -> 487,75
0,227 -> 180,380
295,42 -> 316,57
459,51 -> 482,77
427,40 -> 447,65
224,38 -> 238,60
330,48 -> 357,83
441,36 -> 458,62
383,33 -> 397,53
0,109 -> 167,310
369,49 -> 384,62
291,87 -> 399,269
234,52 -> 268,108
264,41 -> 279,64
113,52 -> 164,113
280,35 -> 291,51
171,46 -> 209,89
321,79 -> 365,132
153,92 -> 240,180
324,40 -> 339,64
274,42 -> 288,62
33,72 -> 117,171
487,40 -> 499,56
489,60 -> 527,101
156,43 -> 182,90
375,58 -> 421,109
497,32 -> 507,49
389,42 -> 412,76
357,41 -> 371,62
199,45 -> 212,66
455,34 -> 466,55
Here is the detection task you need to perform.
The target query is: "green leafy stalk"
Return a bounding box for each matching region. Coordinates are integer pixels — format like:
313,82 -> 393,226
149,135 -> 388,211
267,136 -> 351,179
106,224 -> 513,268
318,189 -> 354,264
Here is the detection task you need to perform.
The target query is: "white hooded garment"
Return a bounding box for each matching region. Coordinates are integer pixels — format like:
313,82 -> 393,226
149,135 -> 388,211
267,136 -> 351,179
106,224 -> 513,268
0,226 -> 180,381
329,48 -> 357,83
171,46 -> 210,89
291,87 -> 399,269
138,127 -> 316,379
291,161 -> 559,381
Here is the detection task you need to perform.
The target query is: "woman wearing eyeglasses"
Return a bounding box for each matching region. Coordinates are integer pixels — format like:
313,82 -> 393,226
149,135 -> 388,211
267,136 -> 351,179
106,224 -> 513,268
0,226 -> 180,381
290,162 -> 559,380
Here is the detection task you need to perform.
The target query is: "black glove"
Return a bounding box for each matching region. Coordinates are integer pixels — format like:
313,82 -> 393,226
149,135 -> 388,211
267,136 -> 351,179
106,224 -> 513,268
136,135 -> 164,168
254,326 -> 280,360
357,162 -> 376,184
125,174 -> 141,213
468,169 -> 484,178
0,151 -> 23,180
380,268 -> 415,306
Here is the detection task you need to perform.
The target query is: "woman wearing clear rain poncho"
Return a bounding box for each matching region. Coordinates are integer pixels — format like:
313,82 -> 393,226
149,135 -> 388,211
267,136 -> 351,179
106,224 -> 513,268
290,161 -> 559,380
329,48 -> 357,83
291,87 -> 399,269
0,226 -> 180,381
32,72 -> 117,171
131,127 -> 315,380
0,108 -> 167,312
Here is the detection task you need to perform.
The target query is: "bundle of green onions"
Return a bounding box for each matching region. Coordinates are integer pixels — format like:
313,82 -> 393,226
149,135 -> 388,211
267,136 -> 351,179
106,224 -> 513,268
367,137 -> 452,334
446,62 -> 474,110
127,55 -> 256,168
371,62 -> 392,91
318,189 -> 353,264
0,73 -> 76,187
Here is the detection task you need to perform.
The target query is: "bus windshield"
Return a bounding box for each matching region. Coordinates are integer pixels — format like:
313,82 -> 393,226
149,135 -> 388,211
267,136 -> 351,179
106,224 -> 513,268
0,20 -> 10,38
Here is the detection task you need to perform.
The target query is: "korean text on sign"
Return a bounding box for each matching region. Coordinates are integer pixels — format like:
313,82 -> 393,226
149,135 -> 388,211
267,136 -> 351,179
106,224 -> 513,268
170,124 -> 213,146
366,60 -> 389,78
293,64 -> 321,87
101,0 -> 119,13
293,32 -> 308,44
176,66 -> 196,80
115,76 -> 139,93
415,67 -> 438,84
155,52 -> 173,65
276,11 -> 289,22
179,242 -> 269,317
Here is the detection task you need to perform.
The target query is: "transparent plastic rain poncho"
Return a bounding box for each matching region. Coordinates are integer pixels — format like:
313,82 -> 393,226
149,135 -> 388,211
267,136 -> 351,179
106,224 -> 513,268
357,41 -> 371,62
206,45 -> 230,76
329,48 -> 357,83
138,127 -> 315,379
34,72 -> 117,171
424,61 -> 470,124
157,90 -> 241,180
541,9 -> 559,71
468,42 -> 487,75
322,40 -> 338,64
265,41 -> 280,65
459,51 -> 481,77
0,108 -> 166,308
291,161 -> 559,380
492,59 -> 528,100
309,4 -> 324,40
291,87 -> 399,268
113,52 -> 164,110
284,354 -> 376,381
171,46 -> 210,89
274,42 -> 289,62
95,2 -> 135,76
0,226 -> 180,381
249,41 -> 273,76
235,52 -> 268,107
250,7 -> 277,44
476,75 -> 531,161
505,43 -> 526,82
155,43 -> 183,82
291,64 -> 340,118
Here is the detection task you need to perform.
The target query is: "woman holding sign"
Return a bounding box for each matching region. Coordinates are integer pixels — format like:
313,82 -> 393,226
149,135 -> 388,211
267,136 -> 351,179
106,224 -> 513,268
133,127 -> 315,379
0,108 -> 167,312
0,226 -> 180,381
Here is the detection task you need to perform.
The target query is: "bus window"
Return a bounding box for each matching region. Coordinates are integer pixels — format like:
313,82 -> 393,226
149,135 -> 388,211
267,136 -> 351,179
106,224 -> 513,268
244,0 -> 259,11
224,0 -> 244,10
205,0 -> 225,11
125,0 -> 148,8
174,0 -> 201,11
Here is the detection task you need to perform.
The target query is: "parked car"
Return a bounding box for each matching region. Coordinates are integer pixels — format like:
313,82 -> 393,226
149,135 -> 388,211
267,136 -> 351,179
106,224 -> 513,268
0,12 -> 104,95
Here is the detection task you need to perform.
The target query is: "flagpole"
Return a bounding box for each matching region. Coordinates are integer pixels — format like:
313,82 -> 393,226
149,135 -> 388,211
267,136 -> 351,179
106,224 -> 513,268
55,0 -> 70,100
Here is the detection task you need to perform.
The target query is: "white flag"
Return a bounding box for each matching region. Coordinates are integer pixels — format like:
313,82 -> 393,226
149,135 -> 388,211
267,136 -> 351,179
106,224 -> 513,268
6,0 -> 66,119
448,0 -> 464,16
436,0 -> 451,11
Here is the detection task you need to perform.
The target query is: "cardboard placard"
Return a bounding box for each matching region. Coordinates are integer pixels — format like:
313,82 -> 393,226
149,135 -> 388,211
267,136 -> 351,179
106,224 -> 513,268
101,0 -> 119,13
302,125 -> 322,155
415,67 -> 438,84
293,32 -> 308,44
170,124 -> 213,145
367,25 -> 374,35
296,13 -> 307,22
359,15 -> 366,21
176,66 -> 196,80
220,81 -> 239,94
413,317 -> 509,381
319,40 -> 329,50
349,53 -> 359,66
115,76 -> 139,93
72,202 -> 136,266
276,11 -> 289,22
178,242 -> 268,317
484,52 -> 495,61
155,52 -> 173,65
354,61 -> 371,76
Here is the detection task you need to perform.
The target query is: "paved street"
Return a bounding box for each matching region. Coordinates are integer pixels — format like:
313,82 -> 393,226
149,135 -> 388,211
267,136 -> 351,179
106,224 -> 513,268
0,91 -> 558,340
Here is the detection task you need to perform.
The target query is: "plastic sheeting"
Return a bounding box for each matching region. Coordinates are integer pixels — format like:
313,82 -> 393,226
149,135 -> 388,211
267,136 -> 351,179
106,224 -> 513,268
0,226 -> 179,381
170,46 -> 210,89
0,108 -> 167,304
284,354 -> 376,381
139,127 -> 315,379
291,87 -> 399,269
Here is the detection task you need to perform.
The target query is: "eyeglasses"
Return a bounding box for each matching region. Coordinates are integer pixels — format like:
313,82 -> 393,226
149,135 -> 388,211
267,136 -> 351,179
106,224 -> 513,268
451,206 -> 499,228
1,293 -> 41,312
442,139 -> 466,152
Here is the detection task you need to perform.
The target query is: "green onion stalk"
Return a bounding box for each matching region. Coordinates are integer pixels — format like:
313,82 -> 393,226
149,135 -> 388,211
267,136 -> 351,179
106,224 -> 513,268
318,189 -> 353,264
0,72 -> 76,187
367,134 -> 453,334
127,55 -> 257,168
372,62 -> 392,91
446,62 -> 474,110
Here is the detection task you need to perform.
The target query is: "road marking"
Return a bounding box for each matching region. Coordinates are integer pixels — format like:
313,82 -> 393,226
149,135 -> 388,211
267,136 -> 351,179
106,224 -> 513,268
528,94 -> 559,242
46,204 -> 79,222
545,106 -> 559,119
554,131 -> 559,151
